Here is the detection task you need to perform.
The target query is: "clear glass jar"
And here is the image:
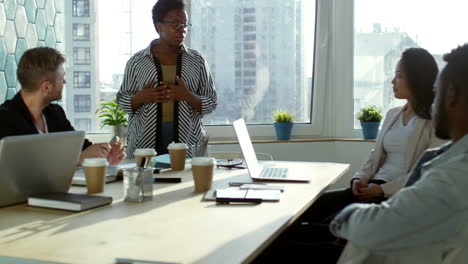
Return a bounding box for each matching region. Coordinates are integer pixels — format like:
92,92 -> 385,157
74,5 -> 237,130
123,167 -> 153,202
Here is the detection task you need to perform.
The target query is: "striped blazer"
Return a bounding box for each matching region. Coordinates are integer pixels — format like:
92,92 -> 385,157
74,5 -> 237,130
117,39 -> 217,158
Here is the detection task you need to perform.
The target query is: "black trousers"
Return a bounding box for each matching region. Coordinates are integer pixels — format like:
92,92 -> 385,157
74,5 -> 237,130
253,236 -> 344,264
297,179 -> 387,224
253,180 -> 387,263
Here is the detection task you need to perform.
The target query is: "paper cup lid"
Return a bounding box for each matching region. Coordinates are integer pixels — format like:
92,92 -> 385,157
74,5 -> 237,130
191,157 -> 215,166
167,142 -> 188,150
82,158 -> 108,167
134,148 -> 157,156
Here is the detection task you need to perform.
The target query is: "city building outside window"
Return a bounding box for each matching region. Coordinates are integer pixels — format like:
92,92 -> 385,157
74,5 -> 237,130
73,47 -> 91,65
353,0 -> 468,128
74,95 -> 91,113
73,24 -> 90,41
73,71 -> 91,88
190,0 -> 315,125
73,0 -> 90,17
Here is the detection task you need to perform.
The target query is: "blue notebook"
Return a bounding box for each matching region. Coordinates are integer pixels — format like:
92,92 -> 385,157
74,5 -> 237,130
152,154 -> 191,169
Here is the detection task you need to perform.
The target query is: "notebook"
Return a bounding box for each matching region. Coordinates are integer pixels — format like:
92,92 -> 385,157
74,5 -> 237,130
233,118 -> 310,182
0,131 -> 85,207
216,189 -> 281,202
28,192 -> 112,212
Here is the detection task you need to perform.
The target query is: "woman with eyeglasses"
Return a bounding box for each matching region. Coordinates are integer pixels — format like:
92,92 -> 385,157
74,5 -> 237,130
117,0 -> 217,158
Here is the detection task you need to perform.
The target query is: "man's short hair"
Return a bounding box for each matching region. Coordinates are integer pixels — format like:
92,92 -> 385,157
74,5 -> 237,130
442,44 -> 468,102
17,47 -> 65,91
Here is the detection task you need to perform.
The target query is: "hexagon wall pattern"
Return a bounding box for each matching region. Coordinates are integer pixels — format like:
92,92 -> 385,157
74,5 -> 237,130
0,0 -> 63,103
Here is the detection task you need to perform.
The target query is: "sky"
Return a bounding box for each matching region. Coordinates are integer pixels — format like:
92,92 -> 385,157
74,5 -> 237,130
355,0 -> 468,54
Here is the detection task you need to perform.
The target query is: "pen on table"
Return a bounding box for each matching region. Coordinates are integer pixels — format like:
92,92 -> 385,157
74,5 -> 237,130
216,197 -> 262,204
228,182 -> 266,186
153,177 -> 182,183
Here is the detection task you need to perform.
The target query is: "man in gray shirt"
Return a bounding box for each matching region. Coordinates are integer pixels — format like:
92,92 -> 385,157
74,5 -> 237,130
331,44 -> 468,263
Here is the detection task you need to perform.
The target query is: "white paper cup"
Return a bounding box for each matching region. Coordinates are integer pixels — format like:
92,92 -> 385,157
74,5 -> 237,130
134,148 -> 157,168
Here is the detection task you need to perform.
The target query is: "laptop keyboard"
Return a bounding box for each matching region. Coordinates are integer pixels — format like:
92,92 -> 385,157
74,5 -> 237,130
260,167 -> 288,179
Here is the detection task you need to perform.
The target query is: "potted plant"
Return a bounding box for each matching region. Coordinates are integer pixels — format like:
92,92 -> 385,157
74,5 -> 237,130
357,106 -> 383,139
273,109 -> 294,140
96,99 -> 128,143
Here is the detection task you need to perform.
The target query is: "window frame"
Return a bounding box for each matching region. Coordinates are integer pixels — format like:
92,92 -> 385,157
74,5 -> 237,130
195,0 -> 348,139
90,0 -> 359,139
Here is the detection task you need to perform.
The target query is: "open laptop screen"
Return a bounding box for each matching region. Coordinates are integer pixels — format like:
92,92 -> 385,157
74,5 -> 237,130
0,131 -> 85,207
233,118 -> 262,177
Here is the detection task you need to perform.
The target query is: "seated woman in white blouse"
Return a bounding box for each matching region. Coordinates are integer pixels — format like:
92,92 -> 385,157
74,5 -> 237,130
300,47 -> 448,225
253,48 -> 450,264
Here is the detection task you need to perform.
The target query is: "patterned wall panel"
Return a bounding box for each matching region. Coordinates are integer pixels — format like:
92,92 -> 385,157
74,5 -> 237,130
0,0 -> 63,103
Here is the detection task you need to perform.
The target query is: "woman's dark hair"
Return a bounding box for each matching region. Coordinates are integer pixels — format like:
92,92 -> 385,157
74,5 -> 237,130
152,0 -> 186,31
400,48 -> 439,119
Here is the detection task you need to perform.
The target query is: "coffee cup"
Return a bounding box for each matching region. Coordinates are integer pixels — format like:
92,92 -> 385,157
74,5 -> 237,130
134,148 -> 157,168
168,142 -> 188,171
191,157 -> 216,192
82,158 -> 108,194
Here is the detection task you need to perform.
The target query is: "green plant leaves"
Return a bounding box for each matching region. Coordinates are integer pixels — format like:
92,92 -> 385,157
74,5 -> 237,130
96,99 -> 128,128
357,106 -> 383,122
273,109 -> 294,123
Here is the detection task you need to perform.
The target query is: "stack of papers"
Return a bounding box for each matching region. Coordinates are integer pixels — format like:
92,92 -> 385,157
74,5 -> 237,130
204,183 -> 285,202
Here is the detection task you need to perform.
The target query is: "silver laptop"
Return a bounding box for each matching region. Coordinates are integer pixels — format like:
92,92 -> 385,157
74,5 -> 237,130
233,118 -> 309,182
0,131 -> 85,207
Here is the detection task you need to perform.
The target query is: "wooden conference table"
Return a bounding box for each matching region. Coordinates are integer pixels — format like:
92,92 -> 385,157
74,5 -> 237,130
0,161 -> 349,264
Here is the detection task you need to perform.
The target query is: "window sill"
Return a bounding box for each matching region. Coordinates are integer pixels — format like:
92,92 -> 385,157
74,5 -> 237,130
86,133 -> 376,145
209,137 -> 376,145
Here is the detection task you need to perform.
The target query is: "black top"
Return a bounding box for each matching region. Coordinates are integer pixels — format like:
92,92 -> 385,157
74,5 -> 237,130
0,92 -> 92,150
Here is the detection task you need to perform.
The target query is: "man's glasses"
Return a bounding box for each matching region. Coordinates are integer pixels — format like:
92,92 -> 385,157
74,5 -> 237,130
160,20 -> 192,31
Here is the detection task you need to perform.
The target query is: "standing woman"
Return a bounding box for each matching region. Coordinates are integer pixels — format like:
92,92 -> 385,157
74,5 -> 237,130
117,0 -> 217,158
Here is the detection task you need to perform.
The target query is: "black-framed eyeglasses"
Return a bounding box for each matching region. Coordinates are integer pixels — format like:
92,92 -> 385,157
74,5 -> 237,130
160,20 -> 192,31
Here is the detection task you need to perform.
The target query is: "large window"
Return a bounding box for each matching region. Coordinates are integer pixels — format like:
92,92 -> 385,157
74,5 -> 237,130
190,0 -> 315,125
95,0 -> 315,134
353,0 -> 468,128
73,0 -> 90,17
